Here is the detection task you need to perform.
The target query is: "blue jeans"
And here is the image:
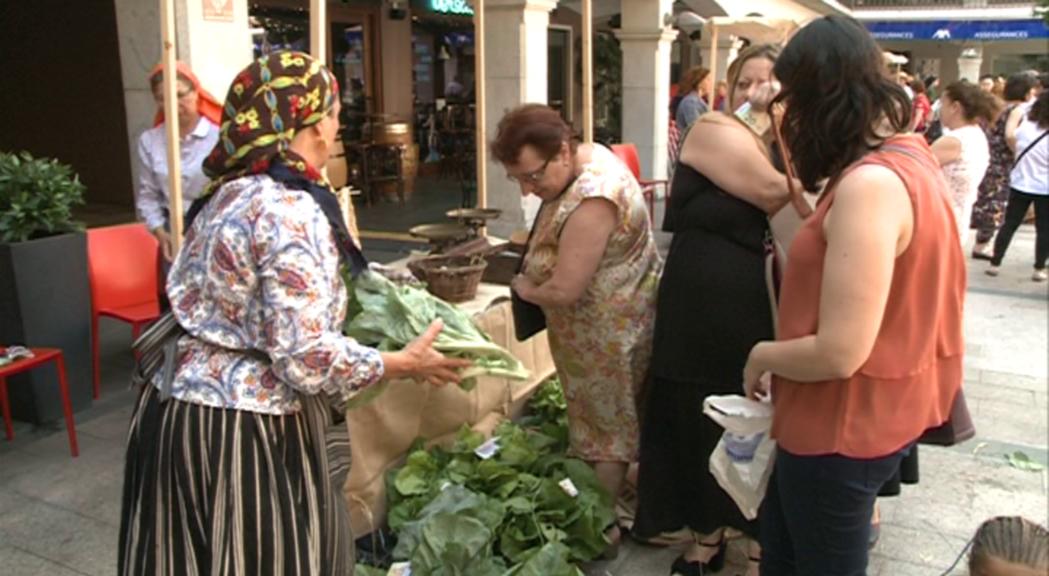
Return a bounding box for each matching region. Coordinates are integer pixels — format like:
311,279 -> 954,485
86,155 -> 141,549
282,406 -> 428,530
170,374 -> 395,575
760,446 -> 909,575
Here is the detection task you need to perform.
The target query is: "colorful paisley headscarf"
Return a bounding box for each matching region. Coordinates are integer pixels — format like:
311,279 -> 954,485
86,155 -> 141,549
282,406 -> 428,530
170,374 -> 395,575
203,50 -> 337,189
192,51 -> 366,274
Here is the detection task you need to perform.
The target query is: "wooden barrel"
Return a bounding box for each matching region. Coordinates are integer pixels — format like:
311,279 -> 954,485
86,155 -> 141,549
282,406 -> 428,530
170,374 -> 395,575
404,143 -> 419,200
368,122 -> 418,202
368,121 -> 412,146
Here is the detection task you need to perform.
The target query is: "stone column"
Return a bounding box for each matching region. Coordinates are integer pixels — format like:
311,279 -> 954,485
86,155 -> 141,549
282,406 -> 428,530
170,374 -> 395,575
177,0 -> 253,98
483,0 -> 558,238
616,0 -> 675,182
957,44 -> 984,83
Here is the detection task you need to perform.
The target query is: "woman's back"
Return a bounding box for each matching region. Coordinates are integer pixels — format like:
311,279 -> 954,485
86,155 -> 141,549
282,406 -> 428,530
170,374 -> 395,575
651,163 -> 772,387
942,124 -> 990,236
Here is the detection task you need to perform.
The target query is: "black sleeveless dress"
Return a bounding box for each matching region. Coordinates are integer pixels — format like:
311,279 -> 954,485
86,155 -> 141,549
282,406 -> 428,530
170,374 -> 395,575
634,163 -> 774,539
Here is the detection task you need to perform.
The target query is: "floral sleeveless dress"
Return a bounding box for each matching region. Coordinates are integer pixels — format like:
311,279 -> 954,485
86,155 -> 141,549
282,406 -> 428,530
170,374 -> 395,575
971,104 -> 1017,243
522,145 -> 663,462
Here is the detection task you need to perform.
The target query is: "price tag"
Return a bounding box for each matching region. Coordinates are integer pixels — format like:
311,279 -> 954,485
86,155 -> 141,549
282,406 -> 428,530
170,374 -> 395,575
558,478 -> 579,498
474,438 -> 500,460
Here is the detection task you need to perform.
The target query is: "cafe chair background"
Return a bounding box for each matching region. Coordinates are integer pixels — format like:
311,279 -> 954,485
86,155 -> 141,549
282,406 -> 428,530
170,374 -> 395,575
611,143 -> 665,225
86,224 -> 160,399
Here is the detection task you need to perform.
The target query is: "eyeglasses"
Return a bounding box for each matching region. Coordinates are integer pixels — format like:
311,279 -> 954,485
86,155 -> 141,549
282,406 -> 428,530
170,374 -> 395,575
506,155 -> 554,185
153,87 -> 195,104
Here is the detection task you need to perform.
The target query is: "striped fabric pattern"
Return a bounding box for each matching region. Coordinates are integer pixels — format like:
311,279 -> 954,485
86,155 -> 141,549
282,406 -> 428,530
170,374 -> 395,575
119,386 -> 354,575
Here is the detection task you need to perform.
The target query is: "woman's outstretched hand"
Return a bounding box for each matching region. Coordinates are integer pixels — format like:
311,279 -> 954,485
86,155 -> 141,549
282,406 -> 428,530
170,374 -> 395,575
382,319 -> 473,387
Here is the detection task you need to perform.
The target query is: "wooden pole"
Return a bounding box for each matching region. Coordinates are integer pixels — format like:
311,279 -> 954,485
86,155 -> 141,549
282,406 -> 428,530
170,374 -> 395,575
160,0 -> 183,252
310,0 -> 327,64
709,23 -> 719,89
581,0 -> 593,143
475,0 -> 487,210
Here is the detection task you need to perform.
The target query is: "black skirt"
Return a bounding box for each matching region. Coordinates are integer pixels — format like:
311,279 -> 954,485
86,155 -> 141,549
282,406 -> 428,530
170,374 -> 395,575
118,385 -> 355,576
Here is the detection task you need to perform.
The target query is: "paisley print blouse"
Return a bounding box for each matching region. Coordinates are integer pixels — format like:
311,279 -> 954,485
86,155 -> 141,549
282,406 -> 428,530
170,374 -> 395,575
158,174 -> 384,414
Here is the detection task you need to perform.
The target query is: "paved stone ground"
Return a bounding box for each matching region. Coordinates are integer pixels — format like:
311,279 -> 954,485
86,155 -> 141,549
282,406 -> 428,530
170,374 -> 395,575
0,212 -> 1045,576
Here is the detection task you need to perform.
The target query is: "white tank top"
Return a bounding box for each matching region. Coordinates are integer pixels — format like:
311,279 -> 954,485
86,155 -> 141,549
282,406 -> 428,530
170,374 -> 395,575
940,124 -> 990,240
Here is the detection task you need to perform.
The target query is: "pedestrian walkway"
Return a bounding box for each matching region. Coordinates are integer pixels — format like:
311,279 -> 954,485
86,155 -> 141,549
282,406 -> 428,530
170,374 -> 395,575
0,218 -> 1045,576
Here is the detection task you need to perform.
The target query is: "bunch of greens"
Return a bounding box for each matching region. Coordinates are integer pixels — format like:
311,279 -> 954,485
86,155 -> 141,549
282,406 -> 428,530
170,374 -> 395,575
517,378 -> 569,454
383,412 -> 613,575
343,271 -> 529,404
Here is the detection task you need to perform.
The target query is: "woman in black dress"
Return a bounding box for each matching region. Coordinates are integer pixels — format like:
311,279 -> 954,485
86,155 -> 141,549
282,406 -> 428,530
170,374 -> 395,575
634,44 -> 790,576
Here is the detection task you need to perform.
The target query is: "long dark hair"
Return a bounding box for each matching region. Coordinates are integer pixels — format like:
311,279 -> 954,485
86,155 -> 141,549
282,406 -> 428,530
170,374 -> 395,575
1029,89 -> 1049,129
773,15 -> 911,191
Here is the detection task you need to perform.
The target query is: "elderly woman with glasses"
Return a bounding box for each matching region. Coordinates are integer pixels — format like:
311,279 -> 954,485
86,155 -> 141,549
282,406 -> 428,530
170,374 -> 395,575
135,62 -> 222,262
494,104 -> 662,550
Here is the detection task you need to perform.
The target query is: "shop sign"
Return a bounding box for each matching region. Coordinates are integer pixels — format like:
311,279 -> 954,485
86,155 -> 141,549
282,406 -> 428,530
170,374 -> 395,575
431,0 -> 474,16
865,19 -> 1048,41
203,0 -> 234,21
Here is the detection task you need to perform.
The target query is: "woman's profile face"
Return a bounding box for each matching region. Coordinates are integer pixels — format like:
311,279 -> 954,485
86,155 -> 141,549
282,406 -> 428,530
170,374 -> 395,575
731,57 -> 775,112
152,77 -> 198,121
504,143 -> 572,202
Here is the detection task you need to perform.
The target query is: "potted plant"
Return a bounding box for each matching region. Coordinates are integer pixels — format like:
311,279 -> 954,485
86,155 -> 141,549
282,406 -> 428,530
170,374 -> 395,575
0,151 -> 93,423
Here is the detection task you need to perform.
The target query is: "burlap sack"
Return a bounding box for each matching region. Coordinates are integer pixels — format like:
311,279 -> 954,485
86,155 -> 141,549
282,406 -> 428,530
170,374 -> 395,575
344,299 -> 555,535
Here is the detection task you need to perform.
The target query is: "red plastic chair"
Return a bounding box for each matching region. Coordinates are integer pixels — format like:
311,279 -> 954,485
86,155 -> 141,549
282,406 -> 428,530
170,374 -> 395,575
87,223 -> 160,399
610,143 -> 667,225
0,347 -> 78,457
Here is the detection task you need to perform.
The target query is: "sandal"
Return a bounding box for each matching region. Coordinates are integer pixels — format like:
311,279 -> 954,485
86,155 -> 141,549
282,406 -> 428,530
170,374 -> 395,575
669,539 -> 725,576
744,555 -> 761,576
600,523 -> 623,560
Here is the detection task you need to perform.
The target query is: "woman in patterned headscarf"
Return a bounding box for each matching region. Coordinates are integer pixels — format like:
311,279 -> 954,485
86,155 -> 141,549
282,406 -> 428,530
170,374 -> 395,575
118,52 -> 469,576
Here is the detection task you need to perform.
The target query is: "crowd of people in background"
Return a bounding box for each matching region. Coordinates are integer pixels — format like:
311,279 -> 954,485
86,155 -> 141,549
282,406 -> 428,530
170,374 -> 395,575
901,67 -> 1049,281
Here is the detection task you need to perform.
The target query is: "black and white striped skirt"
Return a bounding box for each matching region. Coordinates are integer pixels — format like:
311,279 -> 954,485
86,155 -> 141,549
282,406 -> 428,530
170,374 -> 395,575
119,385 -> 355,575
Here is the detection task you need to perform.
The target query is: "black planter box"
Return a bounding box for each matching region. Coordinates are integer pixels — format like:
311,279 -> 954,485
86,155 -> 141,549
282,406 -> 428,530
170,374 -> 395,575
0,232 -> 93,424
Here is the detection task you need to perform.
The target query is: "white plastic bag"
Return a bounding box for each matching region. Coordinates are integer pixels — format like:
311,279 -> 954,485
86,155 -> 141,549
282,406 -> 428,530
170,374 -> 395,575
702,394 -> 776,520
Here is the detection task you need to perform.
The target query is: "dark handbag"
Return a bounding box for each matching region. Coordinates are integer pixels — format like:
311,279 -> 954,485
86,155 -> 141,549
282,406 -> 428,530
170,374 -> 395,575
918,389 -> 975,446
511,206 -> 548,342
511,290 -> 546,342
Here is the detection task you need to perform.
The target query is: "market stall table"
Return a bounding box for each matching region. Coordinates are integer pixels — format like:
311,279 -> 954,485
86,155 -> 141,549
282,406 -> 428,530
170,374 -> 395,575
343,269 -> 556,535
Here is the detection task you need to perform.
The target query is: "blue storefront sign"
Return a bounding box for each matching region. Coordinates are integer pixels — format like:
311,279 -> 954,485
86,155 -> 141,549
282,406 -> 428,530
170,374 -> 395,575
865,19 -> 1049,41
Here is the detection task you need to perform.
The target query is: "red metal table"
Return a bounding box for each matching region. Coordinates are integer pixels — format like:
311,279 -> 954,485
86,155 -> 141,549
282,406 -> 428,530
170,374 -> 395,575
0,347 -> 79,457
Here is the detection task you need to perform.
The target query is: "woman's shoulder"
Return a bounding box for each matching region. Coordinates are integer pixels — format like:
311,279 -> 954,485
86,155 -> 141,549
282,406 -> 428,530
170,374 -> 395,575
215,174 -> 315,213
138,123 -> 167,148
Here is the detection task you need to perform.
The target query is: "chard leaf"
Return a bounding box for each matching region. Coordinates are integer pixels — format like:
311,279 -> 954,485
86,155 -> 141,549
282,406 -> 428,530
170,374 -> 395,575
502,543 -> 583,576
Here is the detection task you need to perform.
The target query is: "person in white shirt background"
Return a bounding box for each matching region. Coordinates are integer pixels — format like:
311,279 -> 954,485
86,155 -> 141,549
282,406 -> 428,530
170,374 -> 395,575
135,62 -> 221,263
988,89 -> 1049,282
930,80 -> 998,244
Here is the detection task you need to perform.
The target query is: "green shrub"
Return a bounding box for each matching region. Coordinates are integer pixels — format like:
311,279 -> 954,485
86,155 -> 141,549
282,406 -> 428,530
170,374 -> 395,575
0,151 -> 85,243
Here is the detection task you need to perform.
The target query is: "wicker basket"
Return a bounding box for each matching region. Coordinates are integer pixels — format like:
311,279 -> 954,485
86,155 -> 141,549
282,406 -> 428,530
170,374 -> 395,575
407,255 -> 489,303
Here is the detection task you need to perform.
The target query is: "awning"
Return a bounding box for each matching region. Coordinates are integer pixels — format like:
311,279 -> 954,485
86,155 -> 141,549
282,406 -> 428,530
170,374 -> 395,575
866,19 -> 1049,42
707,16 -> 800,44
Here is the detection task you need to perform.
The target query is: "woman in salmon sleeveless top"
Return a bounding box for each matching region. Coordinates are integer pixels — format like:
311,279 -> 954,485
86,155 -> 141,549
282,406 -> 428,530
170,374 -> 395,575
741,16 -> 967,574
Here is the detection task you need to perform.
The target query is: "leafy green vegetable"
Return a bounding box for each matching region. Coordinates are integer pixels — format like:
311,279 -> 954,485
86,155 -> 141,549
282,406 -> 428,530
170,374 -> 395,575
382,391 -> 615,574
502,542 -> 584,576
393,486 -> 506,560
410,513 -> 507,576
353,565 -> 387,576
1006,450 -> 1047,472
361,379 -> 610,575
343,271 -> 529,405
517,379 -> 570,453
